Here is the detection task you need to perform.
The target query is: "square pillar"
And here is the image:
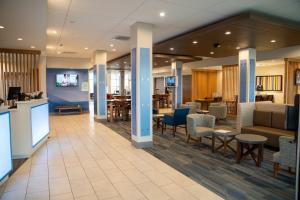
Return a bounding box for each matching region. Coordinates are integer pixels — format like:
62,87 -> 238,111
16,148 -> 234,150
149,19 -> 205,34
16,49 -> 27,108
130,22 -> 153,148
93,50 -> 107,119
239,48 -> 256,103
171,61 -> 183,108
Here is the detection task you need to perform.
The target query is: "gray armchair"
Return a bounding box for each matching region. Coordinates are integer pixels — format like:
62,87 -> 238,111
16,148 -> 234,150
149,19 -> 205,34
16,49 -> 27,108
208,103 -> 227,120
186,114 -> 215,143
183,102 -> 201,114
273,136 -> 296,177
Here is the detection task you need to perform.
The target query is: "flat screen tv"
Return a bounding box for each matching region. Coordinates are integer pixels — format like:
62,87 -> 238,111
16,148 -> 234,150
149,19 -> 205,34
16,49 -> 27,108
56,74 -> 78,87
165,76 -> 176,87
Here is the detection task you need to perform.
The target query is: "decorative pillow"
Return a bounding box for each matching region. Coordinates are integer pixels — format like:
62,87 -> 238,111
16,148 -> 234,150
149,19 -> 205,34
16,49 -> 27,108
271,112 -> 286,129
253,110 -> 272,127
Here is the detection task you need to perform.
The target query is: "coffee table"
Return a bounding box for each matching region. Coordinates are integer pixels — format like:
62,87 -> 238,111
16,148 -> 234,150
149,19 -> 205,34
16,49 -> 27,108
196,109 -> 209,114
235,134 -> 267,167
212,129 -> 239,156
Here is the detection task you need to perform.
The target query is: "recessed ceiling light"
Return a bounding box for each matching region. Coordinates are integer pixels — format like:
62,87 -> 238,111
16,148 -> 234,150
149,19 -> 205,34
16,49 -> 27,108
270,39 -> 276,43
159,12 -> 166,17
53,30 -> 57,34
170,47 -> 174,51
225,31 -> 231,35
0,25 -> 5,29
84,47 -> 88,50
210,51 -> 214,55
192,41 -> 198,44
112,49 -> 116,52
17,38 -> 23,41
165,60 -> 169,63
124,61 -> 127,64
236,46 -> 240,50
110,44 -> 114,47
30,46 -> 35,49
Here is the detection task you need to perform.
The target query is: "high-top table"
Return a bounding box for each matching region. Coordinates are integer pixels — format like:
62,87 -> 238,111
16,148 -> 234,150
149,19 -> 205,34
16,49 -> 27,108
235,134 -> 267,167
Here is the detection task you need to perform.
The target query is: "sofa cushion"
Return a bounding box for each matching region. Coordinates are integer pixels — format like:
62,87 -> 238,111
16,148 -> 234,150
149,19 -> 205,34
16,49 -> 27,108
253,110 -> 272,127
241,126 -> 294,148
271,112 -> 286,129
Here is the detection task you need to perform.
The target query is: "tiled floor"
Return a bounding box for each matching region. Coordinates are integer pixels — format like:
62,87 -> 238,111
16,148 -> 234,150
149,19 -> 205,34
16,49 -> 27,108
0,114 -> 223,200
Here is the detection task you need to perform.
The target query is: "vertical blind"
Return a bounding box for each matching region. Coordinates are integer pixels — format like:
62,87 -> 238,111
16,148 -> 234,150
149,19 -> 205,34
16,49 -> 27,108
0,49 -> 41,100
222,65 -> 239,101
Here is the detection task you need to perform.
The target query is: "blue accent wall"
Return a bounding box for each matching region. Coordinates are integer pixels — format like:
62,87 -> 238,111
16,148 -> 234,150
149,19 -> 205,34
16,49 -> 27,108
239,60 -> 247,103
140,48 -> 151,137
249,59 -> 256,102
98,64 -> 106,116
47,68 -> 89,113
131,48 -> 137,136
176,66 -> 182,106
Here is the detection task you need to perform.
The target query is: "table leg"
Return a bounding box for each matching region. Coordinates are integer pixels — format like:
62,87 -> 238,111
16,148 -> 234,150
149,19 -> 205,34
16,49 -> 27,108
224,136 -> 228,156
212,134 -> 215,153
236,142 -> 241,163
258,144 -> 263,167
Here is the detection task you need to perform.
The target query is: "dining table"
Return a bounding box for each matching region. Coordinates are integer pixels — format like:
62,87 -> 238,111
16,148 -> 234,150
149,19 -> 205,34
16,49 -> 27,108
107,99 -> 131,122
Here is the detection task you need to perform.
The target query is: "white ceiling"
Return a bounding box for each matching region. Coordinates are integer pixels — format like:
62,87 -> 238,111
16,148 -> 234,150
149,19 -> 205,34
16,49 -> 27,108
1,0 -> 300,61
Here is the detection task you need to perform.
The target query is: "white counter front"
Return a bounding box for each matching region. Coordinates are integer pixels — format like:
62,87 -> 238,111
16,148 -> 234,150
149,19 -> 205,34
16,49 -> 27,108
11,99 -> 49,159
0,111 -> 12,184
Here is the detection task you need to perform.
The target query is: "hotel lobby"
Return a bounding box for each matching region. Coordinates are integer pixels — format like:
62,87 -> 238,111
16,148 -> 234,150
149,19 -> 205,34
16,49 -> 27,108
1,0 -> 300,200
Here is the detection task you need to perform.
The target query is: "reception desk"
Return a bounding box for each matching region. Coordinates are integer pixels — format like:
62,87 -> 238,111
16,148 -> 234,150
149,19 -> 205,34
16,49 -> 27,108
0,111 -> 12,184
9,99 -> 49,159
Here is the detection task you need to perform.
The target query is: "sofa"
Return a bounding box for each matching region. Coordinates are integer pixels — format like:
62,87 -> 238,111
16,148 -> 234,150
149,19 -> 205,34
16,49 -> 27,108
238,102 -> 296,148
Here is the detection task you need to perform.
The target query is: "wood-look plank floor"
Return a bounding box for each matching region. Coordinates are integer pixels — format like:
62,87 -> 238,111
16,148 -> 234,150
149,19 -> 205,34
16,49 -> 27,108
100,118 -> 296,200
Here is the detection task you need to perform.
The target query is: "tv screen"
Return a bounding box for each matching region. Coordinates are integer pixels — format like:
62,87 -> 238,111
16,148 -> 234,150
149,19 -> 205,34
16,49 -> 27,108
56,74 -> 78,87
295,69 -> 300,85
165,76 -> 176,87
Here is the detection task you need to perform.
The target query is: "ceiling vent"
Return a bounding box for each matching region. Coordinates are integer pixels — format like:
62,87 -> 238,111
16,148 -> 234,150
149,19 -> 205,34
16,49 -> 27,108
113,35 -> 130,41
62,51 -> 77,54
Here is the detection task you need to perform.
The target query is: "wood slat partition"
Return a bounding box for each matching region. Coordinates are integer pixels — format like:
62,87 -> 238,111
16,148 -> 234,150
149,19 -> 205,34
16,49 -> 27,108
0,49 -> 41,101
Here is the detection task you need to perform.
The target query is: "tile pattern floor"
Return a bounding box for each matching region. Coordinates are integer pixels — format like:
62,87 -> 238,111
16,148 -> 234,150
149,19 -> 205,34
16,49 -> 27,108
100,118 -> 296,200
0,114 -> 223,200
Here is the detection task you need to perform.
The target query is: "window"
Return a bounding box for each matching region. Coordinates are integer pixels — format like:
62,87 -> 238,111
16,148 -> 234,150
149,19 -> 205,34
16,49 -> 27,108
124,70 -> 131,94
110,70 -> 120,94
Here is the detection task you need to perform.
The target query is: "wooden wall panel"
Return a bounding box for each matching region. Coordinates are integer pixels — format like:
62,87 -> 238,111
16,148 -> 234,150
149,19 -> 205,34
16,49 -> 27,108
192,70 -> 217,100
182,75 -> 192,103
0,49 -> 41,101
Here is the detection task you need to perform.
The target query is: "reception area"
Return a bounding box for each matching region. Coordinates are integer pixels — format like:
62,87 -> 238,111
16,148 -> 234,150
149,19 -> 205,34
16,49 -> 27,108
1,0 -> 300,200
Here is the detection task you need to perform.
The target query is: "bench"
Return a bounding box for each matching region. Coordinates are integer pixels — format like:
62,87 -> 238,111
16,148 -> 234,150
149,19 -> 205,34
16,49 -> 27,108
55,105 -> 83,115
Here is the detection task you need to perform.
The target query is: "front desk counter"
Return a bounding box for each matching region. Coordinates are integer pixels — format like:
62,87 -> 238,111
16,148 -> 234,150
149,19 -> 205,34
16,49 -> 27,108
0,110 -> 12,185
9,99 -> 50,159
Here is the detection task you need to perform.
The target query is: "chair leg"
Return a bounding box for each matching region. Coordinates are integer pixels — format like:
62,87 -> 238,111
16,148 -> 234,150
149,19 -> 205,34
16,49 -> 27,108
273,163 -> 280,177
288,167 -> 292,173
161,123 -> 164,134
187,134 -> 191,143
173,126 -> 175,137
185,124 -> 187,135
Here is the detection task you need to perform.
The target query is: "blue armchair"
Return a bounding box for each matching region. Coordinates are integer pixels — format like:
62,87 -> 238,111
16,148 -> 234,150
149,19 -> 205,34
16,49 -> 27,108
162,107 -> 190,137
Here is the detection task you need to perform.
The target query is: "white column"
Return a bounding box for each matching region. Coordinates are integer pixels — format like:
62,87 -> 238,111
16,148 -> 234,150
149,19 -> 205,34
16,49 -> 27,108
238,48 -> 256,103
130,22 -> 153,148
171,61 -> 183,108
93,50 -> 107,119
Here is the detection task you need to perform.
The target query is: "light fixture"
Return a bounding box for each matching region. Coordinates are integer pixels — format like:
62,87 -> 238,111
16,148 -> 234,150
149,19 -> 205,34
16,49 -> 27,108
57,51 -> 61,54
236,46 -> 240,50
270,39 -> 276,43
53,30 -> 57,34
30,46 -> 36,49
210,51 -> 214,55
110,44 -> 114,47
192,41 -> 198,44
124,61 -> 127,64
170,47 -> 174,51
225,31 -> 231,35
159,12 -> 166,17
165,60 -> 169,63
17,38 -> 23,41
112,49 -> 116,52
0,25 -> 5,29
84,47 -> 88,50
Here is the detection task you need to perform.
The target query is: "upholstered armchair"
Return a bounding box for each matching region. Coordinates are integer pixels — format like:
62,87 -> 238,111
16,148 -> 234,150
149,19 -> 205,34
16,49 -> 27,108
186,114 -> 215,143
208,103 -> 227,120
162,107 -> 190,137
183,102 -> 201,114
273,136 -> 296,177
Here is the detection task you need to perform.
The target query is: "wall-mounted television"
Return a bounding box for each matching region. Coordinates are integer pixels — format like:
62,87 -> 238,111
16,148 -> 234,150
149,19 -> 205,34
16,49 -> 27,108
165,76 -> 176,87
56,74 -> 78,87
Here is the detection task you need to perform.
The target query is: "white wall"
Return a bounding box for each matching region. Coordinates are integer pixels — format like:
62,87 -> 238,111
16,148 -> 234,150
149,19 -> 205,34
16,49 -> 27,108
256,63 -> 285,103
47,56 -> 91,69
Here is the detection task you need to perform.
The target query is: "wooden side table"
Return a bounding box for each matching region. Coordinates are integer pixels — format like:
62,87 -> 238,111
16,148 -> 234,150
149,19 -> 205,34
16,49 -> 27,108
212,130 -> 239,156
235,134 -> 267,167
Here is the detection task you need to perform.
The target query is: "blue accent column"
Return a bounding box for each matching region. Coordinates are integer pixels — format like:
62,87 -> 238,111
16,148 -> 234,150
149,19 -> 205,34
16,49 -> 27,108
130,22 -> 153,148
238,48 -> 256,103
93,51 -> 107,119
176,62 -> 183,106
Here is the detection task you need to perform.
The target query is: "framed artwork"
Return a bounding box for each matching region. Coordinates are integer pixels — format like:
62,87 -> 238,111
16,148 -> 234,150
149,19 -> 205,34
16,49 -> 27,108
256,75 -> 283,91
